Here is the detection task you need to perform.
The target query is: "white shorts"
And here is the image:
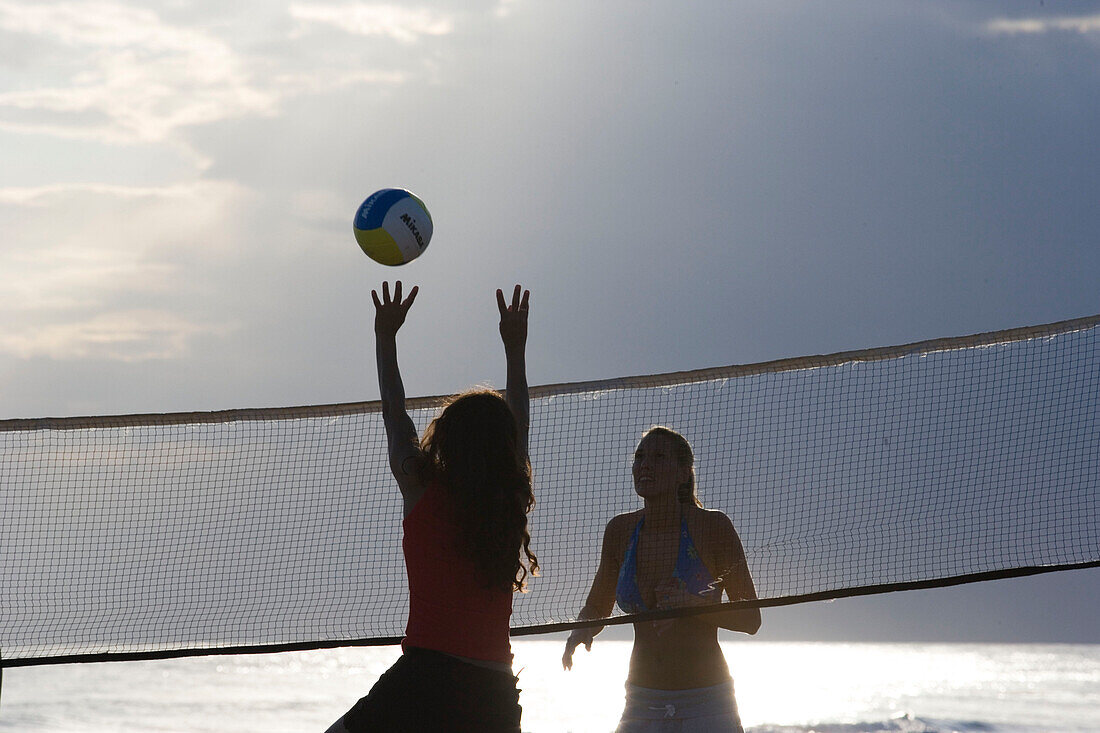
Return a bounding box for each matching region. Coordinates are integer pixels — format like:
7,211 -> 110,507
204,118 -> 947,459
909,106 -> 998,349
615,678 -> 744,733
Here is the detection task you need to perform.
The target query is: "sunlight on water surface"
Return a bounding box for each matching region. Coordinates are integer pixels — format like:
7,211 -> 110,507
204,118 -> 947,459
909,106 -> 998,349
2,641 -> 1098,732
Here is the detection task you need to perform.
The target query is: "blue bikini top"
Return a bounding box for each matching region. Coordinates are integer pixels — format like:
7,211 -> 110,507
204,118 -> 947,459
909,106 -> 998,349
615,516 -> 718,614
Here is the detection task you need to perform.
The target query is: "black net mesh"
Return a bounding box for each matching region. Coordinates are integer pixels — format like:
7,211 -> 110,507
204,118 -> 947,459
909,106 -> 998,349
2,315 -> 1098,666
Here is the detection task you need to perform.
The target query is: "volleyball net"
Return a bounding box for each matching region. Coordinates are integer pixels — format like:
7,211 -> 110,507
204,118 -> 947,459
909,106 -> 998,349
2,315 -> 1098,667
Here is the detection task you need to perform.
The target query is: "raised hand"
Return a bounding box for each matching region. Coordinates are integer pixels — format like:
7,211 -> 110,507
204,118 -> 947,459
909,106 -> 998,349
644,578 -> 725,637
496,284 -> 530,353
372,281 -> 418,338
654,578 -> 721,610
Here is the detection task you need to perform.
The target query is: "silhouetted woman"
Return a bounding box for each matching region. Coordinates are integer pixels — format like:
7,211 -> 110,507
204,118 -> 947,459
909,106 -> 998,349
326,282 -> 537,733
563,426 -> 759,733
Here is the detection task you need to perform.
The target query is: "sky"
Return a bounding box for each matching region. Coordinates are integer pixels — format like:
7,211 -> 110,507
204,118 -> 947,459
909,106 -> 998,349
0,0 -> 1098,642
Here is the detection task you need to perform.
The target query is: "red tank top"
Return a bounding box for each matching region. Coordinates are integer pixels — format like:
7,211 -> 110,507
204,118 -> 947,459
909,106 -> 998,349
401,481 -> 513,663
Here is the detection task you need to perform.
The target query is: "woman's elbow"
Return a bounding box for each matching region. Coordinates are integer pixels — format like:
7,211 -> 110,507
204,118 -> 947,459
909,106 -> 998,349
720,609 -> 760,635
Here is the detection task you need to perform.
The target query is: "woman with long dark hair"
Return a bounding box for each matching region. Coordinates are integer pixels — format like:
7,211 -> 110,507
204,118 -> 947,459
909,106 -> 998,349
563,426 -> 759,733
326,281 -> 537,733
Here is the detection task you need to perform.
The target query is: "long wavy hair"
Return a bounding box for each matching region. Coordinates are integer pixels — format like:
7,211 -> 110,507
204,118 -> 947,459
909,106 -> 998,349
641,425 -> 702,507
421,389 -> 539,592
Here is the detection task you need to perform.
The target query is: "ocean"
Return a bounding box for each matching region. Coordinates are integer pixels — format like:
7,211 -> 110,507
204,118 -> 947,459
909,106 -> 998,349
1,641 -> 1097,732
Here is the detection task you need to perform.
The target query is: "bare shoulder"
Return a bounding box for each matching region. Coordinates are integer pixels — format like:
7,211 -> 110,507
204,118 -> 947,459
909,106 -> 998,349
603,510 -> 641,544
606,509 -> 642,533
685,506 -> 743,560
687,506 -> 737,534
593,511 -> 640,570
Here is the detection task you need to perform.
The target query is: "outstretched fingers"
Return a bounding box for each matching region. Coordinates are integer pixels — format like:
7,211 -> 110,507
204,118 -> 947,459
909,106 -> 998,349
373,281 -> 419,337
497,284 -> 530,315
374,281 -> 418,308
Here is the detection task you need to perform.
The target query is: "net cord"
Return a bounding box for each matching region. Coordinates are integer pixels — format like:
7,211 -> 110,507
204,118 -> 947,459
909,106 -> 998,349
2,313 -> 1097,432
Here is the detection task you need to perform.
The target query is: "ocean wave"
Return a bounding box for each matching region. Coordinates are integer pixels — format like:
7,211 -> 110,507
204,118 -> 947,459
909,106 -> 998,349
747,712 -> 1026,733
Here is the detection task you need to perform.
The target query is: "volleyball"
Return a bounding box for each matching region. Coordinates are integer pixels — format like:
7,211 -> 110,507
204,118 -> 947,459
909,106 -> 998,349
353,189 -> 433,266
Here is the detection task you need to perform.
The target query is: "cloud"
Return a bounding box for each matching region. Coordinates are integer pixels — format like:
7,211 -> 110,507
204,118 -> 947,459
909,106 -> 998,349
0,240 -> 173,311
0,1 -> 417,145
0,309 -> 227,361
267,69 -> 407,97
0,1 -> 276,143
0,0 -> 218,48
289,3 -> 454,42
0,181 -> 232,207
289,188 -> 348,224
985,14 -> 1100,35
494,0 -> 520,19
0,180 -> 249,360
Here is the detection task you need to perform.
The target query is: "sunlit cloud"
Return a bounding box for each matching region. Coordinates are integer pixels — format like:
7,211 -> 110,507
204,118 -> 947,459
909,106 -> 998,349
289,3 -> 454,42
0,181 -> 238,207
0,243 -> 174,311
269,69 -> 407,96
0,1 -> 417,145
0,0 -> 199,47
494,0 -> 521,19
0,309 -> 226,361
0,180 -> 250,361
985,14 -> 1100,35
0,1 -> 279,143
290,188 -> 347,224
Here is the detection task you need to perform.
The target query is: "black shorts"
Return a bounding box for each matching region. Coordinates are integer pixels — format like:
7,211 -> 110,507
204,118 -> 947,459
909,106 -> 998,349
340,647 -> 522,733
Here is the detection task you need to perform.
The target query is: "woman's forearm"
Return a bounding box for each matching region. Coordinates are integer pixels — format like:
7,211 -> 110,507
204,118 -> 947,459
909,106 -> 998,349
695,606 -> 761,635
376,334 -> 406,415
505,344 -> 529,454
376,332 -> 419,473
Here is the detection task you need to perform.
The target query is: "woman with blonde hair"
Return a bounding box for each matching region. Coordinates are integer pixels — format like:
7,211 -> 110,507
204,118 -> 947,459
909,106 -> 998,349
326,282 -> 537,733
563,426 -> 759,732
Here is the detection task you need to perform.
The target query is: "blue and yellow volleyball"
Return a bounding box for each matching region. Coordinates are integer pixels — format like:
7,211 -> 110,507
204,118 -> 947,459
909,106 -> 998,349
353,189 -> 433,266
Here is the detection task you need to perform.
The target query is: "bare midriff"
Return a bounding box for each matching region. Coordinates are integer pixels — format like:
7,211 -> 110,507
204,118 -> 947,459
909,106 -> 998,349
627,618 -> 730,689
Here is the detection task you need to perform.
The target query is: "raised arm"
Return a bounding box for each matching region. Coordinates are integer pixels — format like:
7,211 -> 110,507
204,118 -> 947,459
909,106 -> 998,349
562,516 -> 626,670
373,280 -> 427,516
496,285 -> 530,458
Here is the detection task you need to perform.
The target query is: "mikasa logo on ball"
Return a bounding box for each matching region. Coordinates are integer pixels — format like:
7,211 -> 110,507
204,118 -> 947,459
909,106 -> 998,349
353,188 -> 433,266
400,213 -> 426,251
